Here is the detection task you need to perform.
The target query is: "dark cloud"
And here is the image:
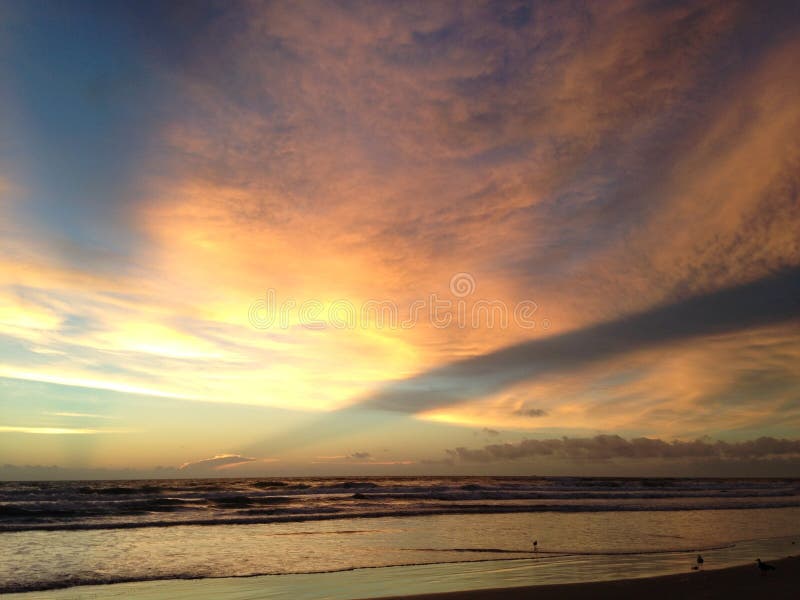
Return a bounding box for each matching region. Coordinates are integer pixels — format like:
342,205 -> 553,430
514,407 -> 548,417
363,267 -> 800,413
444,435 -> 800,463
348,452 -> 371,460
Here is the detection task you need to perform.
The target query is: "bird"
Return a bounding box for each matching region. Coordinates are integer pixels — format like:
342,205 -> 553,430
696,554 -> 704,569
756,558 -> 776,574
532,539 -> 538,552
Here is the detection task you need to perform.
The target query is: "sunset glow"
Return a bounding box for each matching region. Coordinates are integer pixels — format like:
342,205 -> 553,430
1,0 -> 799,478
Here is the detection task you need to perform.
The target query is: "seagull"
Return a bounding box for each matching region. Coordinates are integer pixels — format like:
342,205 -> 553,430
533,540 -> 538,552
696,554 -> 704,569
756,558 -> 776,574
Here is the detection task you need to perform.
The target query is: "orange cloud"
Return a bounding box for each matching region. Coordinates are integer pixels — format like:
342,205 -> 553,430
1,1 -> 797,451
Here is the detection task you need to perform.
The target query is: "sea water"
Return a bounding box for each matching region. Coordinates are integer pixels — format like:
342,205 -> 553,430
2,477 -> 799,594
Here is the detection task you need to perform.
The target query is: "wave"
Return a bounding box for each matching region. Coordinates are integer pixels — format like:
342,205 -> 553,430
2,476 -> 798,534
4,500 -> 800,532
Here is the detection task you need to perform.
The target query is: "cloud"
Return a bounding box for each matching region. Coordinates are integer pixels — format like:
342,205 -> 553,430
0,425 -> 130,435
348,452 -> 372,460
416,322 -> 800,437
178,454 -> 256,471
482,427 -> 500,436
363,268 -> 800,414
4,1 -> 798,415
513,407 -> 548,418
444,435 -> 800,463
44,411 -> 115,419
314,452 -> 378,462
2,0 -> 800,472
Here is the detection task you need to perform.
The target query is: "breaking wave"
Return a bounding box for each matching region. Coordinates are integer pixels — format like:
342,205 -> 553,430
2,476 -> 799,532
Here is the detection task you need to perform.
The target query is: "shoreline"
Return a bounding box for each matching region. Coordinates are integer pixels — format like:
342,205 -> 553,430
5,543 -> 797,599
364,555 -> 800,600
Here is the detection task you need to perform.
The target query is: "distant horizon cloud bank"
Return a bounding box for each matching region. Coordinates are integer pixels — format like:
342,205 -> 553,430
441,435 -> 800,463
3,435 -> 800,480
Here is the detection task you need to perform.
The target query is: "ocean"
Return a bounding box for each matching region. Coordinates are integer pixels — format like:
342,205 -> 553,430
2,476 -> 800,595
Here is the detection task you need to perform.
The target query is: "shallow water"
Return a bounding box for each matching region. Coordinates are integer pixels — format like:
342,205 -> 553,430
3,535 -> 798,599
3,503 -> 800,593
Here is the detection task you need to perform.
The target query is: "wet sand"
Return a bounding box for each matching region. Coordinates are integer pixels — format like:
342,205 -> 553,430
366,555 -> 799,600
6,552 -> 798,599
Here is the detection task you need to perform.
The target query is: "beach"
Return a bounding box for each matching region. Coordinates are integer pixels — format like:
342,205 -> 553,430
370,555 -> 800,600
3,477 -> 800,597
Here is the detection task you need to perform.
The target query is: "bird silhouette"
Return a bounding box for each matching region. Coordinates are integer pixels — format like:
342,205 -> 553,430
532,539 -> 538,552
756,558 -> 776,574
696,554 -> 704,569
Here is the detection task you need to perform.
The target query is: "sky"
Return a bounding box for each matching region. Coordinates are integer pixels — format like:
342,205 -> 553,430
1,0 -> 799,479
